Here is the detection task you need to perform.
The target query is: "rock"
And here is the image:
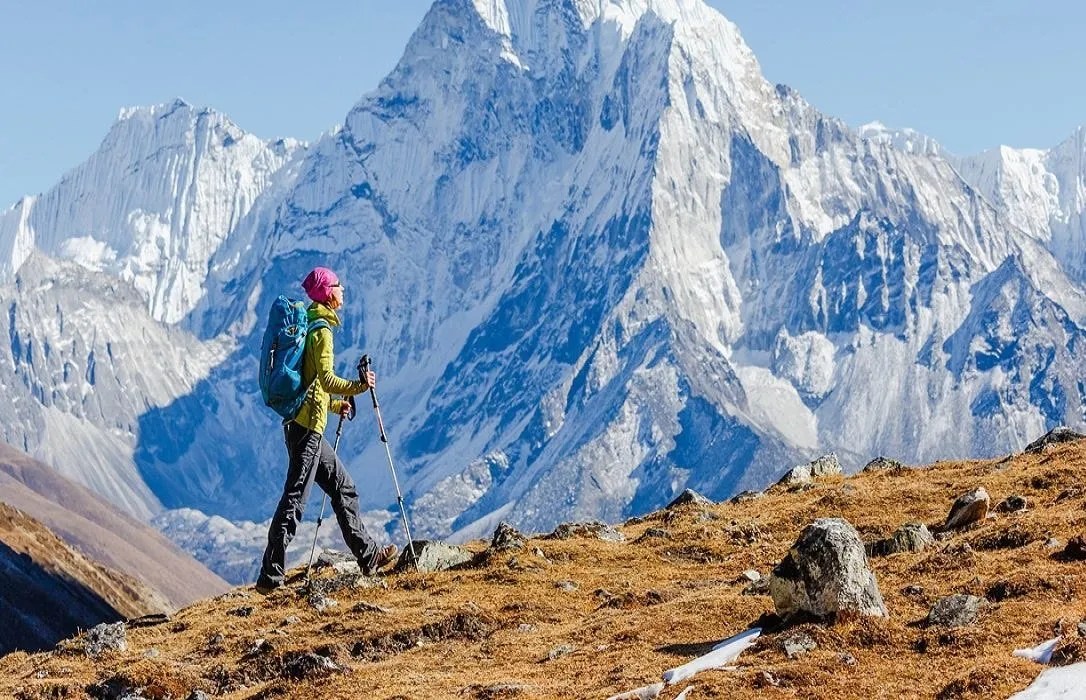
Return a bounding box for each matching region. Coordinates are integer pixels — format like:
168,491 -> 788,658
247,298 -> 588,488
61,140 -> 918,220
397,540 -> 474,572
126,613 -> 170,628
942,488 -> 990,530
490,522 -> 526,551
555,580 -> 578,592
227,606 -> 253,617
863,456 -> 905,472
1061,536 -> 1086,561
283,616 -> 300,625
546,644 -> 575,661
308,593 -> 338,612
754,671 -> 780,688
517,624 -> 537,634
927,594 -> 984,628
729,490 -> 763,504
548,521 -> 626,543
902,585 -> 925,597
780,631 -> 817,659
995,495 -> 1028,513
665,488 -> 714,509
351,601 -> 390,614
838,652 -> 858,666
1046,538 -> 1064,550
1024,427 -> 1086,453
740,569 -> 762,583
282,651 -> 342,679
867,523 -> 934,557
186,692 -> 212,700
314,549 -> 355,570
635,528 -> 671,543
84,622 -> 127,657
331,560 -> 361,575
769,518 -> 887,619
143,648 -> 159,659
1078,622 -> 1086,638
777,453 -> 842,487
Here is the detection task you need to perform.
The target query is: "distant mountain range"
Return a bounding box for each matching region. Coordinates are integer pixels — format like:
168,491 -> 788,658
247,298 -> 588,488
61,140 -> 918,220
0,0 -> 1084,579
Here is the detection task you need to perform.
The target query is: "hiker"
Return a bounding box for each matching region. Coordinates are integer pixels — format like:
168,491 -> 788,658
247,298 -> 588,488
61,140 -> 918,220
256,267 -> 397,592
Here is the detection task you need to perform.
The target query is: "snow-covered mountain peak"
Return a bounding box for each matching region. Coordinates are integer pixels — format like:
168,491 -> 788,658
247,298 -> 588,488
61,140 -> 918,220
0,100 -> 306,323
858,120 -> 945,157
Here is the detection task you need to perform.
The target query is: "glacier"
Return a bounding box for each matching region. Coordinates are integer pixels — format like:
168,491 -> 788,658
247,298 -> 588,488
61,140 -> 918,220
1,0 -> 1085,580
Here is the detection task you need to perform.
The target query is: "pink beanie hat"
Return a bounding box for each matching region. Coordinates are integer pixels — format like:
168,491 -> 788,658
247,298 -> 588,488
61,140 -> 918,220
302,266 -> 339,304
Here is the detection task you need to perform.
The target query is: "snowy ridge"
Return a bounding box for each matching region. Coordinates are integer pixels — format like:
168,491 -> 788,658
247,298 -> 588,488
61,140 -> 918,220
3,0 -> 1086,574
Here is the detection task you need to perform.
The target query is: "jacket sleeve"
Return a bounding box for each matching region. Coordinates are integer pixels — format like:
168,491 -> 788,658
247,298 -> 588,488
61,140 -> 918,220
310,327 -> 368,396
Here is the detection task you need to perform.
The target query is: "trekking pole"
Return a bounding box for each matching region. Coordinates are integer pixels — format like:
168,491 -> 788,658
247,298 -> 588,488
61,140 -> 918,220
359,355 -> 420,572
304,410 -> 346,583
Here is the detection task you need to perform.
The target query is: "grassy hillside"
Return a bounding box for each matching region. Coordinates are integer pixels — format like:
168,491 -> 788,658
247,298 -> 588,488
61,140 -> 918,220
3,438 -> 1086,699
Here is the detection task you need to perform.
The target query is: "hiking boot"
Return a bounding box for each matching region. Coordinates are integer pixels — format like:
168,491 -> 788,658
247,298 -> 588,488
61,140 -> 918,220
363,544 -> 398,576
254,578 -> 284,595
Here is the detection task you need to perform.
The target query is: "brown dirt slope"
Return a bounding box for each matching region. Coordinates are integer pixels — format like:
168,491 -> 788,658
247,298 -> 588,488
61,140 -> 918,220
0,503 -> 165,654
3,441 -> 1086,699
0,442 -> 228,607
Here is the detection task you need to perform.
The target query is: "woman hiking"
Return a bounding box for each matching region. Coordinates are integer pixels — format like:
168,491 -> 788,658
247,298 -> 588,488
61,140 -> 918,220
256,266 -> 397,592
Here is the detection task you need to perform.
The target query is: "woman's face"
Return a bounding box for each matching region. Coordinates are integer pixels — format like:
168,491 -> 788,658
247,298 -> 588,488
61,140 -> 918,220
329,283 -> 344,309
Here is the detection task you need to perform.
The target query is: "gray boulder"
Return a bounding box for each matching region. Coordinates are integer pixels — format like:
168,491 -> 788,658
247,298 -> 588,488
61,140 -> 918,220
927,594 -> 984,627
942,488 -> 990,530
397,540 -> 474,572
862,456 -> 905,472
490,522 -> 526,551
84,621 -> 127,657
548,521 -> 625,543
995,495 -> 1028,513
666,488 -> 714,509
1024,427 -> 1086,453
777,453 -> 842,487
867,523 -> 934,557
769,518 -> 887,619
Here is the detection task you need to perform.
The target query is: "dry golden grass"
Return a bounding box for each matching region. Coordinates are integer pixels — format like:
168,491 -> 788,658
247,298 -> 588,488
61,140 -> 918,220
4,442 -> 1086,700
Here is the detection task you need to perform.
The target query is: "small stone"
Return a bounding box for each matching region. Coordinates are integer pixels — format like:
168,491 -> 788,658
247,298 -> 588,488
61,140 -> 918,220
555,580 -> 578,592
1046,538 -> 1064,550
942,488 -> 990,530
351,602 -> 390,614
665,488 -> 714,509
532,547 -> 549,560
902,585 -> 925,597
227,606 -> 253,617
838,652 -> 858,666
283,651 -> 341,679
1077,622 -> 1086,638
995,495 -> 1028,513
729,490 -> 763,504
636,528 -> 672,542
312,549 -> 355,571
491,521 -> 526,551
776,453 -> 842,487
309,593 -> 338,612
546,643 -> 575,661
186,692 -> 212,700
867,523 -> 934,557
83,622 -> 127,657
754,671 -> 780,688
249,638 -> 273,655
740,570 -> 762,583
863,456 -> 905,472
548,521 -> 626,543
781,631 -> 817,659
927,594 -> 984,628
283,616 -> 300,625
1061,536 -> 1086,560
331,560 -> 361,575
517,623 -> 537,633
143,648 -> 159,659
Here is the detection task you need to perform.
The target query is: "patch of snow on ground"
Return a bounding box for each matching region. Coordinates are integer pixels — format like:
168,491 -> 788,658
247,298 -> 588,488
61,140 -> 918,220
1009,662 -> 1086,699
661,627 -> 761,685
1013,636 -> 1062,664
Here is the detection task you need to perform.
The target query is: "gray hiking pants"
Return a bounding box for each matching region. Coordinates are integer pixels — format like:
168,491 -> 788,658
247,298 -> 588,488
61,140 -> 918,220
257,421 -> 378,586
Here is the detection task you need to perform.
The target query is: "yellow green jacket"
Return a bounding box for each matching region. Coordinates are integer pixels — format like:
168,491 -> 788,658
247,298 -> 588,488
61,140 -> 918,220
292,302 -> 368,434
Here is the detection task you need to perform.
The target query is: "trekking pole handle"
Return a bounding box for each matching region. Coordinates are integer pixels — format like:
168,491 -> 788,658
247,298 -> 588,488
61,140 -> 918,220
358,355 -> 379,410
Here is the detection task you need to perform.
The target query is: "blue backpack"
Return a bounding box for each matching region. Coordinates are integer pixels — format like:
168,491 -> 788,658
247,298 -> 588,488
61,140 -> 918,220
259,296 -> 329,419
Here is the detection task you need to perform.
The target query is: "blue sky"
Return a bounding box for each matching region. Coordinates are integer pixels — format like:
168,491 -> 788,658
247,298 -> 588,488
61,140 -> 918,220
1,1 -> 1083,208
